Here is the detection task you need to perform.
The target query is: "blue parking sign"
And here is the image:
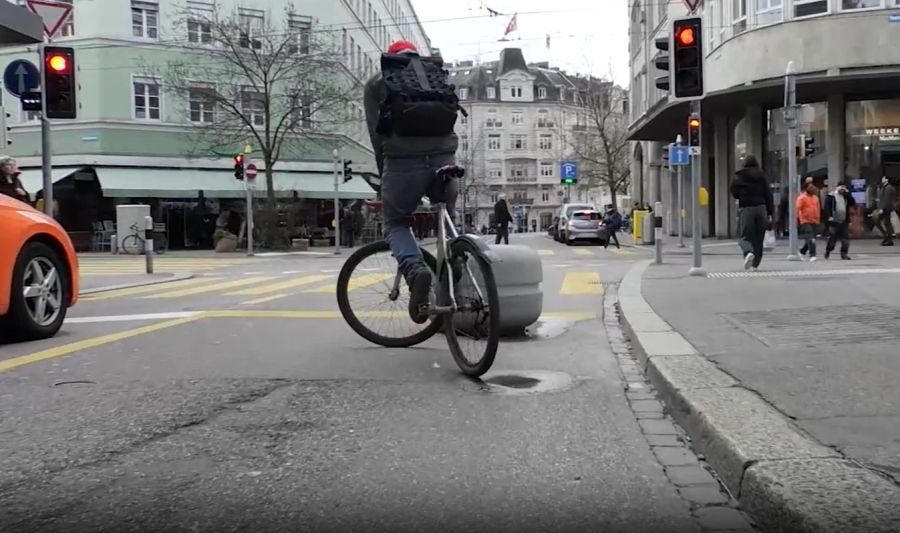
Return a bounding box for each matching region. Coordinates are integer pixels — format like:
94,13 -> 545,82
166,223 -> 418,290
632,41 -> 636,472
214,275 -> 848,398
561,161 -> 578,181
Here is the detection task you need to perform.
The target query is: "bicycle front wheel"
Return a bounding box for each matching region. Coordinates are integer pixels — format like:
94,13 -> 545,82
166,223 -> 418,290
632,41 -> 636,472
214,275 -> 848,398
121,235 -> 144,255
443,238 -> 500,377
336,240 -> 442,348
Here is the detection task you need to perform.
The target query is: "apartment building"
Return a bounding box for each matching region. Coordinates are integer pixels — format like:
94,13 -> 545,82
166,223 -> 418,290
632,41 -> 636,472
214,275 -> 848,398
628,0 -> 900,238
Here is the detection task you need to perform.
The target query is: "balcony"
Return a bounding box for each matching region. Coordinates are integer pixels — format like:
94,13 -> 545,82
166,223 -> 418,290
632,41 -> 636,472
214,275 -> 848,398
507,176 -> 537,184
537,120 -> 556,128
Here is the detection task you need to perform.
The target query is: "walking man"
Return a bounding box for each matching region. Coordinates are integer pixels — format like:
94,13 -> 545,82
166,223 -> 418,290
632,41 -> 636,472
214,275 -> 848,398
730,156 -> 774,270
878,176 -> 896,246
823,181 -> 856,260
797,182 -> 821,261
494,194 -> 512,245
602,205 -> 623,249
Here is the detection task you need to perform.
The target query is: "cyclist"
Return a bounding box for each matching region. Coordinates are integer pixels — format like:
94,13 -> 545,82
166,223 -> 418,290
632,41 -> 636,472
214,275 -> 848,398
363,40 -> 462,324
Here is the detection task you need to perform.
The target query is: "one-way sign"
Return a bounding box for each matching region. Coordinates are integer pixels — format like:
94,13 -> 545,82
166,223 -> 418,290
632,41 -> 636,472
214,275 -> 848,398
668,144 -> 690,167
3,59 -> 40,97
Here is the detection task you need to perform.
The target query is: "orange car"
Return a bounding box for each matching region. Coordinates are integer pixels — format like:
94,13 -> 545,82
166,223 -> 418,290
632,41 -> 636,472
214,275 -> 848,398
0,194 -> 78,341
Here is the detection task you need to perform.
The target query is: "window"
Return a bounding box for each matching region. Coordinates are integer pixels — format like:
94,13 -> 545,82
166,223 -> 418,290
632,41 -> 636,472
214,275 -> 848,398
491,192 -> 499,203
539,134 -> 553,150
187,1 -> 213,43
132,1 -> 159,39
510,86 -> 523,98
537,109 -> 554,128
486,110 -> 502,128
189,85 -> 215,123
540,162 -> 554,177
458,87 -> 469,100
510,163 -> 529,182
488,163 -> 503,181
794,0 -> 827,17
732,0 -> 747,34
292,90 -> 312,129
288,15 -> 312,55
487,87 -> 496,99
841,0 -> 879,9
538,86 -> 547,99
488,134 -> 502,150
239,8 -> 264,49
755,0 -> 783,25
510,134 -> 527,150
512,111 -> 523,125
460,113 -> 468,126
241,89 -> 265,127
460,136 -> 469,153
559,88 -> 566,102
133,78 -> 161,120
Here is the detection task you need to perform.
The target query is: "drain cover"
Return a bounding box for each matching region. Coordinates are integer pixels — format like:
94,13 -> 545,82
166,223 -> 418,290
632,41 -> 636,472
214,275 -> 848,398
479,370 -> 577,395
484,375 -> 541,389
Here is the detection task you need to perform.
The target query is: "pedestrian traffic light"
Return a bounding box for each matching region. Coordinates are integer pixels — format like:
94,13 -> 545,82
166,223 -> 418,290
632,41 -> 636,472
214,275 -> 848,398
234,154 -> 245,180
653,37 -> 670,92
804,136 -> 815,157
42,46 -> 76,119
672,17 -> 704,99
343,159 -> 353,183
688,115 -> 701,147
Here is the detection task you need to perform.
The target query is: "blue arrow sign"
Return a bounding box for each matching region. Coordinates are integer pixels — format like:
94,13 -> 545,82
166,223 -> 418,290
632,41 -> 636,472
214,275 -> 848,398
560,161 -> 578,180
669,145 -> 690,166
4,60 -> 40,98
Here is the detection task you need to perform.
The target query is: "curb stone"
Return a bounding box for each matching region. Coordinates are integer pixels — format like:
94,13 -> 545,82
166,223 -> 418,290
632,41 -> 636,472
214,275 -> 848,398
79,273 -> 194,296
619,259 -> 900,533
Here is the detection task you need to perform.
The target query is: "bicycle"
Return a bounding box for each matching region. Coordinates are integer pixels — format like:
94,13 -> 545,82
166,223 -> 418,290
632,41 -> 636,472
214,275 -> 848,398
121,222 -> 168,255
336,165 -> 500,376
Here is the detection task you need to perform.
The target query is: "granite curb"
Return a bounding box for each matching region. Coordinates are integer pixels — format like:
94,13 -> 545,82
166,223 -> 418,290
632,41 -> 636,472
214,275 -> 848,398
618,259 -> 900,533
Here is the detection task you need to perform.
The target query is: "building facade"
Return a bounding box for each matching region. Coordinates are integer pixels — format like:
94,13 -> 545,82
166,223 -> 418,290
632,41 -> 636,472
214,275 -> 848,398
628,0 -> 900,238
0,0 -> 431,247
450,48 -> 626,232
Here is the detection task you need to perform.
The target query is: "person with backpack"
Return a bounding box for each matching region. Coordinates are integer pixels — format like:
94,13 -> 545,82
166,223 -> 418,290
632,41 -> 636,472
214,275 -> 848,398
602,205 -> 623,249
363,40 -> 464,323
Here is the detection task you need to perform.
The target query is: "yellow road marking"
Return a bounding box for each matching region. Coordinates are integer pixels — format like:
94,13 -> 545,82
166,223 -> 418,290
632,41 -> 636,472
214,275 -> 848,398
80,278 -> 223,302
560,271 -> 603,295
227,275 -> 333,296
0,317 -> 201,374
241,293 -> 290,305
611,249 -> 635,256
573,248 -> 594,256
306,273 -> 393,294
145,277 -> 275,298
537,249 -> 555,256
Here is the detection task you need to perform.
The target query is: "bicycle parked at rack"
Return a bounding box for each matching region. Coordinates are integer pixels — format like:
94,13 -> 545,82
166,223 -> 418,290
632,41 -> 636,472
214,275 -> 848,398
336,165 -> 500,376
121,222 -> 168,255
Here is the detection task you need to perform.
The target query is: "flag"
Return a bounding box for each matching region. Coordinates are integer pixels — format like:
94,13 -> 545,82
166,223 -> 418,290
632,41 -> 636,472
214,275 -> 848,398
504,13 -> 518,37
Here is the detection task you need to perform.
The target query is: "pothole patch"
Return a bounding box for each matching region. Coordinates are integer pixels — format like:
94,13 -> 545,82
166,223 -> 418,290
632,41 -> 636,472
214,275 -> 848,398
479,370 -> 577,395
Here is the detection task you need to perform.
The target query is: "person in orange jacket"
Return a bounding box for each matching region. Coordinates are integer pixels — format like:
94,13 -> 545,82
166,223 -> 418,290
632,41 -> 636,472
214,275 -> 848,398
797,182 -> 822,261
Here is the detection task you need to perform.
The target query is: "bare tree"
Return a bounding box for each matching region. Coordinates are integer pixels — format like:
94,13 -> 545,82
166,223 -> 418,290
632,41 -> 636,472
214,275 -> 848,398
569,79 -> 631,207
455,126 -> 487,230
145,3 -> 357,240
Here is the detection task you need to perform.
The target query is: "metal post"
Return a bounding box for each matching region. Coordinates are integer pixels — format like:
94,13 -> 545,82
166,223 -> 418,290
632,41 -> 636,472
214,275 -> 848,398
245,185 -> 254,257
676,134 -> 685,248
784,62 -> 800,261
144,215 -> 154,274
333,149 -> 341,255
38,44 -> 53,217
689,101 -> 706,277
654,201 -> 664,264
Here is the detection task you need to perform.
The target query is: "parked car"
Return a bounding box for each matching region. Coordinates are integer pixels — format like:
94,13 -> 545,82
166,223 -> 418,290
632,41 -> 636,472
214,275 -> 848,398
0,194 -> 79,341
555,203 -> 596,242
562,209 -> 607,245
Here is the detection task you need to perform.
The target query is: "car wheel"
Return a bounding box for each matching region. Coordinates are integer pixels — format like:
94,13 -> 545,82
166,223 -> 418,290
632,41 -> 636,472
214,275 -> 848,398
6,242 -> 70,341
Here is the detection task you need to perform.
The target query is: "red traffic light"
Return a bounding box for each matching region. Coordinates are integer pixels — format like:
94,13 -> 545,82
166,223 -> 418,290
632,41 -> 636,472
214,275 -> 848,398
689,118 -> 700,128
234,154 -> 244,164
676,27 -> 696,46
47,54 -> 69,72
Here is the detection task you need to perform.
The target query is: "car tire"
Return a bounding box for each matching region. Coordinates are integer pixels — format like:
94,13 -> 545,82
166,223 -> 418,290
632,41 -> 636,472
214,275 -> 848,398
5,242 -> 70,341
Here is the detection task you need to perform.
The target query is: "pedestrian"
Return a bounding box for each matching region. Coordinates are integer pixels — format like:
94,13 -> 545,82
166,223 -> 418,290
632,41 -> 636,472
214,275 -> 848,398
797,181 -> 821,261
877,176 -> 896,246
0,156 -> 29,204
363,40 -> 462,323
731,155 -> 774,270
602,205 -> 623,249
823,181 -> 856,260
494,194 -> 512,245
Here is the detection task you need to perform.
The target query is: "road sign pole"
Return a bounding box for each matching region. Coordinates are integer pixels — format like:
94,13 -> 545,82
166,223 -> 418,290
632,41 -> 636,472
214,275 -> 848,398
243,151 -> 253,256
333,149 -> 341,256
688,101 -> 705,277
37,44 -> 54,217
784,62 -> 800,261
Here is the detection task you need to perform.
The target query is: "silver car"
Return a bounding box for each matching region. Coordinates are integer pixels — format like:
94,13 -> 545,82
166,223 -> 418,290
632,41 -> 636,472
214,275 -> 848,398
563,209 -> 606,245
556,203 -> 595,242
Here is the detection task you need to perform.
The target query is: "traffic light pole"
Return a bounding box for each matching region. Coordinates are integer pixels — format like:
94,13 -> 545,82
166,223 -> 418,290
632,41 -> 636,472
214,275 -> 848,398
784,62 -> 800,261
333,149 -> 341,255
38,44 -> 53,217
689,102 -> 705,277
244,152 -> 254,257
676,134 -> 685,248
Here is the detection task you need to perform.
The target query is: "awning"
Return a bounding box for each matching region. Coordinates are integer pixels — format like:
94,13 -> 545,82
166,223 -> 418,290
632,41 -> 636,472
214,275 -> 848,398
17,167 -> 88,197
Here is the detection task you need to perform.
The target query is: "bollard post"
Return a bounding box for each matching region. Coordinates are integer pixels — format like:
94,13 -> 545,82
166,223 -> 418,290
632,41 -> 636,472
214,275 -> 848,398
144,215 -> 154,274
654,201 -> 664,264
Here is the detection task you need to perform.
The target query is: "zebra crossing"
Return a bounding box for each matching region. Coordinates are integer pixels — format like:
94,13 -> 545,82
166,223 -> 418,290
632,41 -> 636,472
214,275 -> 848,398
78,257 -> 261,276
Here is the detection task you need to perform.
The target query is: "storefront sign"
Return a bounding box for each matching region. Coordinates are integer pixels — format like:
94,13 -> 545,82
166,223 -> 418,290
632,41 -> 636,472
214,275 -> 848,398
865,127 -> 900,136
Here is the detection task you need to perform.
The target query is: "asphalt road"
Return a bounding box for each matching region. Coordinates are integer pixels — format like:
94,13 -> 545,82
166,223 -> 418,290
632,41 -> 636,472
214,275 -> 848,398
0,234 -> 719,532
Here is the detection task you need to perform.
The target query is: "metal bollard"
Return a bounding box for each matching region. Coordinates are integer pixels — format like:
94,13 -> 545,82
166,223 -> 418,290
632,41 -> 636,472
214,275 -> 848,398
144,216 -> 154,274
654,201 -> 664,264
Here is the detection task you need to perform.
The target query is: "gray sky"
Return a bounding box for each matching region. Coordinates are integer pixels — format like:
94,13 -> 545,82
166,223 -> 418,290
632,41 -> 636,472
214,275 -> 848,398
411,0 -> 629,86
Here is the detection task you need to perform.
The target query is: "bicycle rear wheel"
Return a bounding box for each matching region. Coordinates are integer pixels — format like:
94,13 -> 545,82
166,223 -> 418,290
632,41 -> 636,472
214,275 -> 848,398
337,240 -> 442,348
443,238 -> 500,377
121,235 -> 143,255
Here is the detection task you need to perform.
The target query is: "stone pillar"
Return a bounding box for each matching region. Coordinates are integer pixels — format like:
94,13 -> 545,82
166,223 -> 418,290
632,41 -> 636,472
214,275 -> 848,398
648,142 -> 662,206
714,115 -> 731,237
746,104 -> 764,159
827,93 -> 845,187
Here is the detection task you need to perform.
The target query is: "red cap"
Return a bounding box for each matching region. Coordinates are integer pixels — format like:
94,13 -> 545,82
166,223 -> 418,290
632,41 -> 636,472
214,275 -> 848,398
388,40 -> 418,55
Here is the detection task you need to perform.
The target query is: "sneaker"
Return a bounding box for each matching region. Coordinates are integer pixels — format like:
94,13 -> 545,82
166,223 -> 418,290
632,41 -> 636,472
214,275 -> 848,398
824,250 -> 831,260
743,252 -> 755,270
809,256 -> 817,262
841,255 -> 851,260
407,268 -> 432,324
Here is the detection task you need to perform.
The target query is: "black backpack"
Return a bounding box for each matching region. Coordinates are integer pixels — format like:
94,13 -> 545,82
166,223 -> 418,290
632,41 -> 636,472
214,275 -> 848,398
377,53 -> 466,137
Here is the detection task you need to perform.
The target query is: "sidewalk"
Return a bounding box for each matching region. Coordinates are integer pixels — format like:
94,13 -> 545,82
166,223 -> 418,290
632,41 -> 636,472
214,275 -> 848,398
619,255 -> 900,532
636,236 -> 900,256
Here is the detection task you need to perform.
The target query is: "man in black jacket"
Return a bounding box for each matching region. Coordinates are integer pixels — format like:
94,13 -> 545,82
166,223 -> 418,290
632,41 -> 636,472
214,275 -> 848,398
823,181 -> 856,260
493,195 -> 512,245
731,156 -> 774,270
878,176 -> 896,246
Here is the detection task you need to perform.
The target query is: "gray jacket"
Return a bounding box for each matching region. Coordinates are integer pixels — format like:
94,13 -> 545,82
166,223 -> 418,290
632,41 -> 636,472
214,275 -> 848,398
363,71 -> 458,177
879,183 -> 896,213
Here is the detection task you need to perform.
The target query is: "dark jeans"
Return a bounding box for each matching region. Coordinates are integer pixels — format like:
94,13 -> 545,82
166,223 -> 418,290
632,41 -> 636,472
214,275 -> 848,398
495,225 -> 509,245
738,205 -> 767,268
382,154 -> 457,279
882,210 -> 895,243
799,223 -> 817,257
605,230 -> 620,249
826,221 -> 850,257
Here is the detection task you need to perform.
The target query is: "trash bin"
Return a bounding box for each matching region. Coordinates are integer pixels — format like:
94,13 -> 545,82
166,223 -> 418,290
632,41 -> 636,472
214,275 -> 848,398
632,210 -> 647,241
642,211 -> 655,245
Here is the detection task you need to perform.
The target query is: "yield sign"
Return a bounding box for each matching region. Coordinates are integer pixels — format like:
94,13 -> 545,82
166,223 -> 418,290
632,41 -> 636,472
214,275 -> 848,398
682,0 -> 702,13
26,0 -> 73,39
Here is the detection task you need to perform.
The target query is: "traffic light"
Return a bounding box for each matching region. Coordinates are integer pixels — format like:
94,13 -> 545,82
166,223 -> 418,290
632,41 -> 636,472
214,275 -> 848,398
0,108 -> 10,147
43,46 -> 76,119
661,144 -> 670,168
562,177 -> 575,185
342,159 -> 353,183
653,37 -> 670,92
688,115 -> 701,147
234,154 -> 245,180
672,17 -> 704,99
804,136 -> 815,157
